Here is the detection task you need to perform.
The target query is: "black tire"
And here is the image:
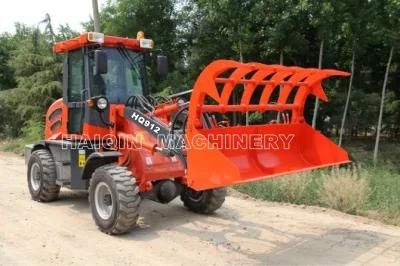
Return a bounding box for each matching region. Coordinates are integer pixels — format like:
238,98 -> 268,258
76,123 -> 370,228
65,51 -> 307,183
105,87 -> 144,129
181,186 -> 227,214
27,149 -> 60,202
89,164 -> 141,235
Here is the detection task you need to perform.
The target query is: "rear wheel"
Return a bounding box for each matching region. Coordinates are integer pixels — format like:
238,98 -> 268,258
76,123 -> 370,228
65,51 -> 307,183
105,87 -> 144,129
27,149 -> 60,202
89,164 -> 141,235
181,186 -> 227,214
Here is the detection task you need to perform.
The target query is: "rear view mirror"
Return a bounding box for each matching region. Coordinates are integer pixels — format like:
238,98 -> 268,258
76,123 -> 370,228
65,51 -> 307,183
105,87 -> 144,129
94,50 -> 108,75
156,55 -> 168,76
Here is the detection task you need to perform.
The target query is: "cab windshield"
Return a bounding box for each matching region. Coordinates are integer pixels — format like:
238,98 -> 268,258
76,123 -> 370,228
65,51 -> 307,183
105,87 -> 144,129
90,47 -> 146,103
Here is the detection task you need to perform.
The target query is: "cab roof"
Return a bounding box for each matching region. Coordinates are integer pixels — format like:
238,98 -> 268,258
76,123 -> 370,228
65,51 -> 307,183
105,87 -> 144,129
53,33 -> 143,54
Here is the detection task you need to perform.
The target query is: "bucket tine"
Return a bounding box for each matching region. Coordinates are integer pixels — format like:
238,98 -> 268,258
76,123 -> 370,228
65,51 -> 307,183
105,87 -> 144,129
220,66 -> 256,105
240,68 -> 275,105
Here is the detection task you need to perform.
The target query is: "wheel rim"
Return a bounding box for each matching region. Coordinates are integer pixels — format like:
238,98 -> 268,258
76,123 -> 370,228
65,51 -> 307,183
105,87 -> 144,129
30,162 -> 41,191
186,188 -> 205,202
94,182 -> 113,220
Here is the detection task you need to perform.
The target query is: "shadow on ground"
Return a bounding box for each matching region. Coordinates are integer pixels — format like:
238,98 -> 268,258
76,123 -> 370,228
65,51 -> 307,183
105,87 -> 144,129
48,190 -> 388,265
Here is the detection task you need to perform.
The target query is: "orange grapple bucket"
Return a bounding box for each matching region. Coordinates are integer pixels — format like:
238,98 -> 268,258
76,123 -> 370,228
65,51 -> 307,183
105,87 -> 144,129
186,60 -> 351,190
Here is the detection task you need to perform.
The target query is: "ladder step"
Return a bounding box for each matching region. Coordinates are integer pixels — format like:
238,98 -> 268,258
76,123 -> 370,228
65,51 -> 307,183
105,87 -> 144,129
56,180 -> 70,186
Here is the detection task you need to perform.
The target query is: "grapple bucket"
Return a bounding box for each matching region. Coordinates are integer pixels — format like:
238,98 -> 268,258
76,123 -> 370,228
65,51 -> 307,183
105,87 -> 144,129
186,60 -> 351,190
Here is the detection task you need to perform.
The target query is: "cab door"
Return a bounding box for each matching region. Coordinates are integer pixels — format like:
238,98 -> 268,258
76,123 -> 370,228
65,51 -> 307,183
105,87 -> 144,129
64,49 -> 85,134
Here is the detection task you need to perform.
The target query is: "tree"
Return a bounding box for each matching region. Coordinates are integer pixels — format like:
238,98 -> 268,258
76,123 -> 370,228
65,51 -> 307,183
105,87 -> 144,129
0,24 -> 63,137
258,0 -> 309,65
0,0 -> 399,153
373,0 -> 400,164
183,0 -> 256,76
100,0 -> 180,92
338,0 -> 373,146
0,34 -> 17,90
38,14 -> 56,42
92,0 -> 101,32
308,0 -> 337,128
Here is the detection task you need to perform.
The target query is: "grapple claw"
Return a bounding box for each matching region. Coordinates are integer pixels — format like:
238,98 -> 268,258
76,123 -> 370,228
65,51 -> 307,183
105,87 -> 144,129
186,60 -> 351,190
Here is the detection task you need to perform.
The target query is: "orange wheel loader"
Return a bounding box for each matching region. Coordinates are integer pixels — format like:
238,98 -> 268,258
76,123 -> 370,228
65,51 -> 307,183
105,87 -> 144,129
25,32 -> 351,234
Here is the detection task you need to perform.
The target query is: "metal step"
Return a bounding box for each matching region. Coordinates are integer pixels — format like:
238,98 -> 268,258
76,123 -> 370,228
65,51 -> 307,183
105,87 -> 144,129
56,180 -> 70,186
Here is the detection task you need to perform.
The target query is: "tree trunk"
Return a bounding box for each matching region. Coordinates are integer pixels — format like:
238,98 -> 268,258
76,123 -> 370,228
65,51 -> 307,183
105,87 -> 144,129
277,50 -> 284,123
339,50 -> 355,146
92,0 -> 101,32
373,46 -> 394,165
239,39 -> 244,63
312,40 -> 324,128
240,39 -> 249,125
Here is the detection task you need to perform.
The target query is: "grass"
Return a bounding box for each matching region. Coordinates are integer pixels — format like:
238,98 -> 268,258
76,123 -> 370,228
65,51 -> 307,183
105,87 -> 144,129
235,138 -> 400,226
0,119 -> 43,154
236,167 -> 400,226
2,137 -> 29,154
318,168 -> 370,214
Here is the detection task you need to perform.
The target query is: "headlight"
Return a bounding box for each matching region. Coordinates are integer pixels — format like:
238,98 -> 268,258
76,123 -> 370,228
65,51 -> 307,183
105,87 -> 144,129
96,97 -> 108,110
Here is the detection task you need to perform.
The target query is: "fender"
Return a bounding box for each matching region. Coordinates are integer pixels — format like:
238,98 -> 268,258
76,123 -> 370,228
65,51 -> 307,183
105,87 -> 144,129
24,141 -> 49,165
81,151 -> 122,179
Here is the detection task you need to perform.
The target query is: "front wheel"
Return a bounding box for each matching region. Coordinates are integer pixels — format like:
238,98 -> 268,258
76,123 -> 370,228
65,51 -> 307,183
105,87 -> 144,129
181,186 -> 227,214
27,149 -> 60,202
89,164 -> 141,235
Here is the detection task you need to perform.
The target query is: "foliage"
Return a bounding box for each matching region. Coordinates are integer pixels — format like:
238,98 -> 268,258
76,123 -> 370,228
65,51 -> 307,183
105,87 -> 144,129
318,168 -> 370,214
236,171 -> 322,205
100,0 -> 182,92
0,34 -> 17,90
236,139 -> 400,225
0,0 -> 399,142
279,173 -> 311,204
4,119 -> 44,153
247,112 -> 263,124
236,166 -> 400,225
0,22 -> 74,138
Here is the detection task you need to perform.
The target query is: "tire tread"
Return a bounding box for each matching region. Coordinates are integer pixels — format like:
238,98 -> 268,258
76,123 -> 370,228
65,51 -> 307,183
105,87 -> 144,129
28,149 -> 60,202
89,164 -> 140,235
181,187 -> 227,214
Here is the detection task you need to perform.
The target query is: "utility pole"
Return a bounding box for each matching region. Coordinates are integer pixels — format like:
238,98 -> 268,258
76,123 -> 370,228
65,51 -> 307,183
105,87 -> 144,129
92,0 -> 101,32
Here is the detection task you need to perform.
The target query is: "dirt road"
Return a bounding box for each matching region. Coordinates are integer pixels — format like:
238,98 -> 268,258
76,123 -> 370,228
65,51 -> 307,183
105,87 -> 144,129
1,152 -> 400,265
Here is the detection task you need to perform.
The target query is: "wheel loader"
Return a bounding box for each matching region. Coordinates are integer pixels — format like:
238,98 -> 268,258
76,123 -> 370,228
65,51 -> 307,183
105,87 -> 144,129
25,32 -> 351,234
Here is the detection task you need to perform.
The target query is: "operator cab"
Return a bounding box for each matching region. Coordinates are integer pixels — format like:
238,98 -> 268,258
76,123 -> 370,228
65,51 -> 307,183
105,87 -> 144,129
51,32 -> 167,136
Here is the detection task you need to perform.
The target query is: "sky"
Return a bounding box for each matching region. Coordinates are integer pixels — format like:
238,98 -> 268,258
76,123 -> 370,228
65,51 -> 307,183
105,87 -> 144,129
0,0 -> 107,34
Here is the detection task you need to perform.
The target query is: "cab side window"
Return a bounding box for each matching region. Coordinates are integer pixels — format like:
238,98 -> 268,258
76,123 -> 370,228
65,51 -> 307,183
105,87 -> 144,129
68,50 -> 83,102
